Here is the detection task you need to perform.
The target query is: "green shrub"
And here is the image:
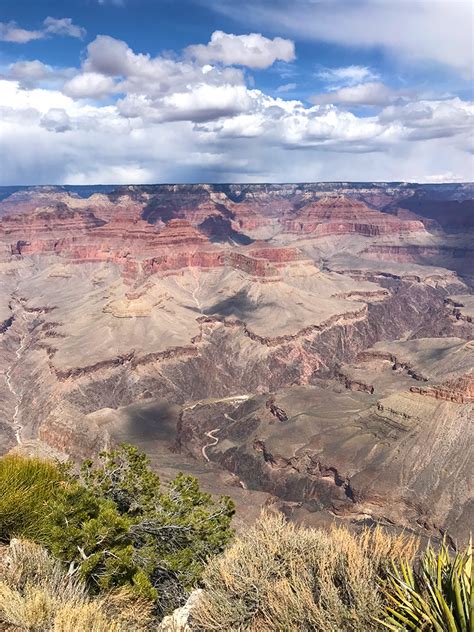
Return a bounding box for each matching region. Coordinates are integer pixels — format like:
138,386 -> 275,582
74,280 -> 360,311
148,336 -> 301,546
45,481 -> 147,598
191,511 -> 417,631
76,445 -> 235,612
0,454 -> 62,543
0,446 -> 235,615
379,539 -> 473,632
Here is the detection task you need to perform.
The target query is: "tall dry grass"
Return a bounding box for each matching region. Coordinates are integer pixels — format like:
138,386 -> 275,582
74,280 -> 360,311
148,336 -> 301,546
0,539 -> 154,631
192,512 -> 417,632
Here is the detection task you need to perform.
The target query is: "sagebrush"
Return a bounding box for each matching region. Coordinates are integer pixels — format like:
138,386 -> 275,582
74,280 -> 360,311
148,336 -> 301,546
191,511 -> 418,631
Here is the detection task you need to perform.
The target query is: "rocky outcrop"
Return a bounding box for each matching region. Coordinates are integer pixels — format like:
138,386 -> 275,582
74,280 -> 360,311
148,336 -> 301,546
224,251 -> 277,277
356,350 -> 429,381
158,590 -> 203,632
0,315 -> 13,334
445,297 -> 474,323
335,370 -> 374,394
410,375 -> 474,404
283,195 -> 425,236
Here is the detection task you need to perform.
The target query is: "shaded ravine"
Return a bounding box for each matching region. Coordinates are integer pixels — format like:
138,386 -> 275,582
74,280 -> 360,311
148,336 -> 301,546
3,298 -> 30,445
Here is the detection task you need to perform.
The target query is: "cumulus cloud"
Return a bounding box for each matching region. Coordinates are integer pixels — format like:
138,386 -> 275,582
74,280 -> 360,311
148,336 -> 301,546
0,76 -> 471,185
0,16 -> 85,43
3,60 -> 77,91
84,35 -> 133,76
63,72 -> 117,99
0,21 -> 472,185
311,82 -> 400,107
40,108 -> 72,132
81,35 -> 243,96
422,172 -> 468,184
66,33 -> 249,121
160,84 -> 254,122
379,98 -> 474,141
8,60 -> 52,81
118,84 -> 254,123
186,31 -> 295,69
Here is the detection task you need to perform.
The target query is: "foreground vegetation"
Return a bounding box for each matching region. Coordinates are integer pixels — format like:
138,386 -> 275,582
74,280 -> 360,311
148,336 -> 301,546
192,512 -> 417,631
0,448 -> 234,615
379,539 -> 473,632
0,539 -> 153,631
192,514 -> 472,631
0,449 -> 471,631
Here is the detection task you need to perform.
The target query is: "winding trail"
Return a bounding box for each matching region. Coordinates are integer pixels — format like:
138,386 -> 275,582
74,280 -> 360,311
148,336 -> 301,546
202,428 -> 220,462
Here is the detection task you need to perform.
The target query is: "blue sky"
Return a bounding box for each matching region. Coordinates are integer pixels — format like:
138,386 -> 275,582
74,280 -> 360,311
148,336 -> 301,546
0,0 -> 473,184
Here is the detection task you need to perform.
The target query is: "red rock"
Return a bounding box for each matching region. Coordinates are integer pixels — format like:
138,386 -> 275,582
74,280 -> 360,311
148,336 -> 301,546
283,195 -> 425,236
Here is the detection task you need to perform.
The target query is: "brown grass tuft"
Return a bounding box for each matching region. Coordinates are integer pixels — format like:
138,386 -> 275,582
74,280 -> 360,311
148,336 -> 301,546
192,511 -> 417,631
0,540 -> 154,631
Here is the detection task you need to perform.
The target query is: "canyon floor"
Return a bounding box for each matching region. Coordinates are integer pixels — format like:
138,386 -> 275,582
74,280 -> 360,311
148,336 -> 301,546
0,182 -> 472,541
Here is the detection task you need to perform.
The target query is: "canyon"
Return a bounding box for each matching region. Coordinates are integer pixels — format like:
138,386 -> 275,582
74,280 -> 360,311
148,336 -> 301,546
0,182 -> 472,540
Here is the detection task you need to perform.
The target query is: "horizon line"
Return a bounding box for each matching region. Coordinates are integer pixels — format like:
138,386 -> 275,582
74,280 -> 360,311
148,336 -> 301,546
1,181 -> 473,188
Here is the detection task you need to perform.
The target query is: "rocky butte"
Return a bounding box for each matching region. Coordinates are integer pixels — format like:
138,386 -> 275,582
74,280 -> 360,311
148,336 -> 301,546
0,182 -> 472,539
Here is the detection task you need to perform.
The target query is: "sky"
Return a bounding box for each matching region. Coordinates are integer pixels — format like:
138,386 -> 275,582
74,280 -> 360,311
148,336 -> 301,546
0,0 -> 473,184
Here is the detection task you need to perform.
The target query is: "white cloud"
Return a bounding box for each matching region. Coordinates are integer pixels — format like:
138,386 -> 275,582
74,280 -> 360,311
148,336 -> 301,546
63,72 -> 117,99
311,82 -> 399,107
186,31 -> 295,69
0,90 -> 471,185
276,82 -> 297,93
0,17 -> 85,44
208,0 -> 473,78
0,22 -> 43,43
422,171 -> 468,183
3,60 -> 77,91
84,35 -> 135,76
81,34 -> 244,99
43,17 -> 85,39
40,108 -> 72,133
1,70 -> 472,185
117,84 -> 253,123
380,98 -> 474,140
8,60 -> 52,81
0,20 -> 472,185
317,65 -> 379,87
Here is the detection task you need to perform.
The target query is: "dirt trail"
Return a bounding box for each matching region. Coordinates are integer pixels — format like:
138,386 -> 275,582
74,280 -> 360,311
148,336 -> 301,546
202,428 -> 220,462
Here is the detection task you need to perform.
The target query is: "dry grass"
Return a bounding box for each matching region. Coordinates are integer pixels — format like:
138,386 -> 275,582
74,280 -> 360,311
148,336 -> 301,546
0,540 -> 154,631
192,512 -> 417,632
